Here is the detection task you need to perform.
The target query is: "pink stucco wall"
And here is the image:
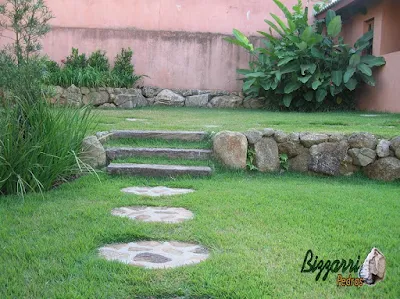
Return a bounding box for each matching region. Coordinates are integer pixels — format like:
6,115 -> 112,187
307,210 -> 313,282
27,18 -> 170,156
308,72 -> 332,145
336,0 -> 400,112
2,0 -> 297,91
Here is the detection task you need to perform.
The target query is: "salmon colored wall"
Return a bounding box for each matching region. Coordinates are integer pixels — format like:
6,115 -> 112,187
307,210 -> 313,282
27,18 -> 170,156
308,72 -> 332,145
358,51 -> 400,112
0,0 -> 300,91
339,0 -> 400,112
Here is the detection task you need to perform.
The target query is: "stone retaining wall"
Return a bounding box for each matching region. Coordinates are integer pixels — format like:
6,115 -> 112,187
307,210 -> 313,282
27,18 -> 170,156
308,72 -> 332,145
52,85 -> 265,109
213,130 -> 400,182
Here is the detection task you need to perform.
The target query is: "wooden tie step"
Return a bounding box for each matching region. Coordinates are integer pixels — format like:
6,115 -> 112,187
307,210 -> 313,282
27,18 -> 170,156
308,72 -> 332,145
107,163 -> 212,177
106,147 -> 212,161
109,130 -> 207,141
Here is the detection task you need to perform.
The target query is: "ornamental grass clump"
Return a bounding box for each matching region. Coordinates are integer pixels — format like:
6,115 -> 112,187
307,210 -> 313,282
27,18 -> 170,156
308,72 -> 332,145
225,0 -> 386,111
0,56 -> 95,197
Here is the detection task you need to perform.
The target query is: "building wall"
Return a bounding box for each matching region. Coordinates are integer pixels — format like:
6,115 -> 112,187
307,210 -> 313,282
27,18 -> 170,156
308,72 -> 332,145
0,0 -> 300,91
340,0 -> 400,112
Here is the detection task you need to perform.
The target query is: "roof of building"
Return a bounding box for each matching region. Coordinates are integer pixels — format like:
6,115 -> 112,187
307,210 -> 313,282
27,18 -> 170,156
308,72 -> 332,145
315,0 -> 344,16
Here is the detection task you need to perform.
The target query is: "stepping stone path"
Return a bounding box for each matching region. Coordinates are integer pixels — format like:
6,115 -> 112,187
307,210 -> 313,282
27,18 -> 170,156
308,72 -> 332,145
99,241 -> 209,269
111,207 -> 194,223
121,186 -> 194,197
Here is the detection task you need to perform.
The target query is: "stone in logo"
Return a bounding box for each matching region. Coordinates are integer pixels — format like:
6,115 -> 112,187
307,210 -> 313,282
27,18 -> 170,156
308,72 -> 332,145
358,247 -> 386,286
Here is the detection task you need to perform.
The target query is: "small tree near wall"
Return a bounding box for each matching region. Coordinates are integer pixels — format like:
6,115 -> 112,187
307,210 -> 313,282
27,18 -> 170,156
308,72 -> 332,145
0,0 -> 53,64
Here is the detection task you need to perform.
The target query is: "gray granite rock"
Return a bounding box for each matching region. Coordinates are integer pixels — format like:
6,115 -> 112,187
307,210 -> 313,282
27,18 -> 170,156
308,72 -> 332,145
244,129 -> 263,145
376,140 -> 391,158
81,136 -> 107,169
154,89 -> 185,107
254,137 -> 280,172
213,131 -> 247,169
364,157 -> 400,181
209,95 -> 243,108
348,132 -> 377,149
309,141 -> 348,176
185,94 -> 210,107
348,148 -> 376,167
300,133 -> 329,148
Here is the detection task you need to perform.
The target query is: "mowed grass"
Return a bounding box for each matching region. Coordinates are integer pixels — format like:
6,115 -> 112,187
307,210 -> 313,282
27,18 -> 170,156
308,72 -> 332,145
1,171 -> 399,298
93,107 -> 400,138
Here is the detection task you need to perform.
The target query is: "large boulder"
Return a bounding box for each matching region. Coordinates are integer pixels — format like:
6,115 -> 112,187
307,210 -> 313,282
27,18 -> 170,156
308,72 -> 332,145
154,89 -> 185,106
348,148 -> 376,167
390,136 -> 400,152
115,89 -> 148,108
309,141 -> 348,176
376,139 -> 391,158
65,84 -> 82,106
364,157 -> 400,181
83,91 -> 109,106
81,136 -> 107,169
289,148 -> 311,172
185,94 -> 210,107
300,133 -> 329,148
254,137 -> 280,172
348,132 -> 377,149
209,95 -> 243,108
213,131 -> 247,169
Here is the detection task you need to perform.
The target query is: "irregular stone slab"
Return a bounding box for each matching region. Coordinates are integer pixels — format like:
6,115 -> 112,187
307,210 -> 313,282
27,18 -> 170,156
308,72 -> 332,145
376,140 -> 391,158
81,136 -> 106,169
209,95 -> 243,108
99,241 -> 209,269
106,147 -> 212,161
244,129 -> 263,145
115,90 -> 148,109
108,163 -> 212,177
309,141 -> 348,176
213,131 -> 247,169
154,89 -> 185,107
300,133 -> 329,148
110,130 -> 207,141
364,157 -> 400,181
112,206 -> 194,223
348,132 -> 377,149
329,133 -> 346,142
185,94 -> 210,107
121,186 -> 194,197
254,137 -> 280,172
348,148 -> 376,167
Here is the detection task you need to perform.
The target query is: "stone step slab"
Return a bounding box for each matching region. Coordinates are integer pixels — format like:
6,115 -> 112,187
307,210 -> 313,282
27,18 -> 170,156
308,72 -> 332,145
107,163 -> 212,177
110,130 -> 207,141
111,207 -> 194,223
106,147 -> 212,160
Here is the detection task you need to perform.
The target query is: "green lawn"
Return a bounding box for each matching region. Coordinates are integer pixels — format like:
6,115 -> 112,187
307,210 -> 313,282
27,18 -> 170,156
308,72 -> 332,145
1,171 -> 399,298
1,107 -> 400,298
93,107 -> 400,138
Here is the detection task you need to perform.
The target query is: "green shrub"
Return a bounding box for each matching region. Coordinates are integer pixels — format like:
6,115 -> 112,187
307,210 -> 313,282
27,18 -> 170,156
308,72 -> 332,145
65,48 -> 87,70
43,48 -> 142,88
0,54 -> 95,197
88,50 -> 110,72
225,0 -> 386,111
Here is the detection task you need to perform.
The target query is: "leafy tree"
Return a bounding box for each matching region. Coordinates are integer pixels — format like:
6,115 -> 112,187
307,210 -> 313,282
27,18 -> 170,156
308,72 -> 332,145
225,0 -> 385,111
0,0 -> 53,64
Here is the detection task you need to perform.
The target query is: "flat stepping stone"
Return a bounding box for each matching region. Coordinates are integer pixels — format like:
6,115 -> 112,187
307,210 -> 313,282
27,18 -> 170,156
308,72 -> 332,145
106,147 -> 212,160
360,114 -> 379,117
126,118 -> 146,122
107,163 -> 212,177
112,207 -> 194,223
121,186 -> 194,197
110,130 -> 207,141
99,241 -> 209,269
204,125 -> 220,128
